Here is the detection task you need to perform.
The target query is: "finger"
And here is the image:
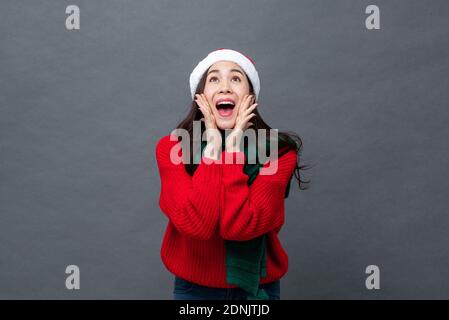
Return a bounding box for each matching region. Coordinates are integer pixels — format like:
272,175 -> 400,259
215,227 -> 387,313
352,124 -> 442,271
196,94 -> 205,106
244,122 -> 254,130
200,95 -> 213,113
195,98 -> 205,109
197,99 -> 210,116
196,102 -> 204,113
239,95 -> 251,115
242,103 -> 258,117
200,94 -> 210,106
196,94 -> 204,106
243,113 -> 256,123
243,94 -> 251,108
244,94 -> 254,111
198,105 -> 209,118
242,105 -> 256,118
195,95 -> 205,106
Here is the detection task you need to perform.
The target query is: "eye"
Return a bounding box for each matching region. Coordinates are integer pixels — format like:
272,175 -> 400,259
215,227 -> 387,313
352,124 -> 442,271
232,76 -> 241,82
208,76 -> 218,82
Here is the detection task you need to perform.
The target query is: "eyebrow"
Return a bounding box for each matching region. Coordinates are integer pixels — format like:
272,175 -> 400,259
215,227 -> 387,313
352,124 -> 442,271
207,69 -> 244,76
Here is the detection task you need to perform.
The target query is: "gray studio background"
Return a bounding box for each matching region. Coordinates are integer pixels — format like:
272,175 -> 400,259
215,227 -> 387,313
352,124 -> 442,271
1,0 -> 448,299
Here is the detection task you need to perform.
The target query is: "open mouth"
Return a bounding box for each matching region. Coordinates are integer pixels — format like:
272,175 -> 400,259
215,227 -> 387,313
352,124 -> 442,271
216,100 -> 235,117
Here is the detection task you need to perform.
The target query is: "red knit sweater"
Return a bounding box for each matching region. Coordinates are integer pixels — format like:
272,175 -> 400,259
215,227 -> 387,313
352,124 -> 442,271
155,133 -> 297,288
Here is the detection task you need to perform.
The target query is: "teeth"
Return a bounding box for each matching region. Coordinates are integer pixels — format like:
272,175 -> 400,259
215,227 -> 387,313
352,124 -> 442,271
217,101 -> 234,106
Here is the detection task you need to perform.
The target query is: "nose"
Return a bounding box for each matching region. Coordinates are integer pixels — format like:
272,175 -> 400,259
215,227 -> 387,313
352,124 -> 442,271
218,80 -> 232,94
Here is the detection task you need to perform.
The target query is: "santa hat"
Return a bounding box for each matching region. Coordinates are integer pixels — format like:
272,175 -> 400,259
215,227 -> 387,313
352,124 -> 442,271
189,48 -> 260,101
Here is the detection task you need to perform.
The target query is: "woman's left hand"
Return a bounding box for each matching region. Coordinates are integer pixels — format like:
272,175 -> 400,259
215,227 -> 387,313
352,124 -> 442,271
225,94 -> 258,152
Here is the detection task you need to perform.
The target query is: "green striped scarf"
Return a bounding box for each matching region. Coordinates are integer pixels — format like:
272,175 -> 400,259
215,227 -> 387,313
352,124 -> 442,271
196,133 -> 292,300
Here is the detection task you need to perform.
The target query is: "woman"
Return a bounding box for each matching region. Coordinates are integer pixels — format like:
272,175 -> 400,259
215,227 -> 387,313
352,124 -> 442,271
155,48 -> 309,300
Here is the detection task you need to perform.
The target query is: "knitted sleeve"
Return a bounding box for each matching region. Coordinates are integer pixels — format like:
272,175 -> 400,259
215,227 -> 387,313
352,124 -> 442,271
156,135 -> 222,240
220,149 -> 297,241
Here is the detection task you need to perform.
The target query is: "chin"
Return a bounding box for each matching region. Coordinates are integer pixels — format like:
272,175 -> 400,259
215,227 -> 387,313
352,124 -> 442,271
216,120 -> 236,131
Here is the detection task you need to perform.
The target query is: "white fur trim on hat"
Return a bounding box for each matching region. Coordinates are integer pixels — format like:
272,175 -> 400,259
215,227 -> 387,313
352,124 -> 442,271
189,48 -> 260,101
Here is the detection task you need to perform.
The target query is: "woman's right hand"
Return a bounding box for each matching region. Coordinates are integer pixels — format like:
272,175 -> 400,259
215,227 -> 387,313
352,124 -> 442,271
195,94 -> 217,130
195,94 -> 222,160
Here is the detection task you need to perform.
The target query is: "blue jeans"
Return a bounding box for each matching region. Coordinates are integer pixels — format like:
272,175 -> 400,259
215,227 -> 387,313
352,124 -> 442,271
173,276 -> 281,300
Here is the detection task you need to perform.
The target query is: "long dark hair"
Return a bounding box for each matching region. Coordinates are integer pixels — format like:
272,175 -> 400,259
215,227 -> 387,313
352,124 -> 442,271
174,69 -> 311,191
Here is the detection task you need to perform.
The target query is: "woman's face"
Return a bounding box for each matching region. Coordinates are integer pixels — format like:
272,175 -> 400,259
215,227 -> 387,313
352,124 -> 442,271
202,60 -> 251,130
